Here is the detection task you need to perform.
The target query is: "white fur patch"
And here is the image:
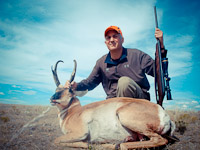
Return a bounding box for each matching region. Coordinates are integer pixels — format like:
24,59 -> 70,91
158,106 -> 171,135
88,103 -> 130,143
75,90 -> 88,97
170,120 -> 176,136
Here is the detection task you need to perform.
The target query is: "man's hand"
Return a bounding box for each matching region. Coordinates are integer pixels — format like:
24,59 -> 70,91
65,80 -> 77,90
155,28 -> 164,48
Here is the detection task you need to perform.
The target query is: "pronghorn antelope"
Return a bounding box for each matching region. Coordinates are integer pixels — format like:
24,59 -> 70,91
50,60 -> 177,150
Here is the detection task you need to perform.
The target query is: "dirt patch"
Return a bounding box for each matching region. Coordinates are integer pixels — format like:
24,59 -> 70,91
0,103 -> 199,150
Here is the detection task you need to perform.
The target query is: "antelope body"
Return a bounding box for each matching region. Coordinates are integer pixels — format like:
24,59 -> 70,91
50,60 -> 176,149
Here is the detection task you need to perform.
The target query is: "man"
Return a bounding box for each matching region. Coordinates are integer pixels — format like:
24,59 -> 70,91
65,26 -> 166,100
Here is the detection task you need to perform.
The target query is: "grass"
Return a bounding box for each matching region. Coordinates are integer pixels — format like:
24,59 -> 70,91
0,103 -> 199,150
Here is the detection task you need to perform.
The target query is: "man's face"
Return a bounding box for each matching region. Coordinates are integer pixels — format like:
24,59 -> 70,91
105,30 -> 124,52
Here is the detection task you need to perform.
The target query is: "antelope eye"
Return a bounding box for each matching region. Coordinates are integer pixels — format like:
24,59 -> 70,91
51,91 -> 64,100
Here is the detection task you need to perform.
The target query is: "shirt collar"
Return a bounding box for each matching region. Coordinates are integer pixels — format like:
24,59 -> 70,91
105,47 -> 127,65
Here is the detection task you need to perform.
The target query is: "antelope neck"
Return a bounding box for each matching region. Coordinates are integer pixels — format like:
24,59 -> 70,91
59,97 -> 79,120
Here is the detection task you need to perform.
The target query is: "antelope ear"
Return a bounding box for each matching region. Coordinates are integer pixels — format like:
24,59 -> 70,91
58,85 -> 64,88
55,85 -> 64,92
74,90 -> 88,97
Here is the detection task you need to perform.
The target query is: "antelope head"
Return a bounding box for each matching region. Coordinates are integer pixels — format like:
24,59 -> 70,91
50,60 -> 77,108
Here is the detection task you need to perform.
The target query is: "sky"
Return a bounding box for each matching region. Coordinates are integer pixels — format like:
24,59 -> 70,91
0,0 -> 199,110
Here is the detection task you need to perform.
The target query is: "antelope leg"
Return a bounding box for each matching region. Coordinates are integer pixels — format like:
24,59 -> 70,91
54,132 -> 88,144
120,134 -> 168,150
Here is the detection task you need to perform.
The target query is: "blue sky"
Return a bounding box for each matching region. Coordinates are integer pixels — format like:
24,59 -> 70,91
0,0 -> 199,110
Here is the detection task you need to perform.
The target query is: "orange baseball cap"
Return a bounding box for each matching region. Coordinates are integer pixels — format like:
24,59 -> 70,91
104,26 -> 123,37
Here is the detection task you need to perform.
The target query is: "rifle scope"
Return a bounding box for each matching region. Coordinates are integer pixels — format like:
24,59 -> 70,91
162,58 -> 172,100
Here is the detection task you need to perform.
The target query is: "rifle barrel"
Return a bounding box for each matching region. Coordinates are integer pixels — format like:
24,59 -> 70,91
154,6 -> 166,106
154,6 -> 159,28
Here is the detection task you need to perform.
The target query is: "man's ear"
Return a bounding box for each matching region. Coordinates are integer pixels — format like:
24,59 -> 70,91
105,40 -> 109,47
122,37 -> 124,44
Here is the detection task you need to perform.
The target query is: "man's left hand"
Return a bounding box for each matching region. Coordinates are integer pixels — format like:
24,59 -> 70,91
155,28 -> 164,48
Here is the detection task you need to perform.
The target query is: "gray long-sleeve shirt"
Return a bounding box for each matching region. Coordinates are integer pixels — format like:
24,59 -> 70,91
76,47 -> 158,99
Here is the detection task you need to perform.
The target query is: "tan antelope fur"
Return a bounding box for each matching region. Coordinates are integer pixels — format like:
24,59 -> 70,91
50,60 -> 176,149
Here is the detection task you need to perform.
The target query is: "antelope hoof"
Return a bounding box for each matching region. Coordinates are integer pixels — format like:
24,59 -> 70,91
54,138 -> 61,145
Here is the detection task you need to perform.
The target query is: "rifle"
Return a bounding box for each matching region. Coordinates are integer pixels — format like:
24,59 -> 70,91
154,6 -> 172,107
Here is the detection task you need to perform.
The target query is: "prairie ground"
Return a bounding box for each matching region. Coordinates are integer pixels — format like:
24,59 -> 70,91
0,103 -> 199,150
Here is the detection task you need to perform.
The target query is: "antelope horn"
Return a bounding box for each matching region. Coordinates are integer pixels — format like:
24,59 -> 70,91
51,60 -> 64,87
69,60 -> 77,83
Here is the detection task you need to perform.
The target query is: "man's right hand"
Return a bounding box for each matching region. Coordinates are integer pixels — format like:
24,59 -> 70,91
64,80 -> 77,90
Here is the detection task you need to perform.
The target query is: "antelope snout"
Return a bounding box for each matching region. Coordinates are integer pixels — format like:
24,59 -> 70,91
50,92 -> 62,105
50,97 -> 58,106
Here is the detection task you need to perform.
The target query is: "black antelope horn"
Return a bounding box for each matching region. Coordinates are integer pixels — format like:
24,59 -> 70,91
69,60 -> 77,83
51,60 -> 64,87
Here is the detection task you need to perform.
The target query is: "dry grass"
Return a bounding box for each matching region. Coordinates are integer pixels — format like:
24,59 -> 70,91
166,109 -> 200,150
0,103 -> 199,150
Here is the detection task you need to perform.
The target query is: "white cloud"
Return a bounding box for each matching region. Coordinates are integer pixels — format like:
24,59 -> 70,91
22,90 -> 36,95
182,104 -> 188,108
0,0 -> 157,92
0,92 -> 5,95
12,85 -> 21,88
0,0 -> 198,108
165,35 -> 193,77
192,101 -> 198,104
0,98 -> 26,104
195,105 -> 200,108
8,90 -> 36,95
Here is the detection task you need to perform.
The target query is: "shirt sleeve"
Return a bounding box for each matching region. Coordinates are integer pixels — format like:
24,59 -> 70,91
140,46 -> 168,77
76,60 -> 102,91
140,52 -> 155,77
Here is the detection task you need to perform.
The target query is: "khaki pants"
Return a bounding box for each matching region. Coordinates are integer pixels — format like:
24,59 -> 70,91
116,76 -> 150,100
